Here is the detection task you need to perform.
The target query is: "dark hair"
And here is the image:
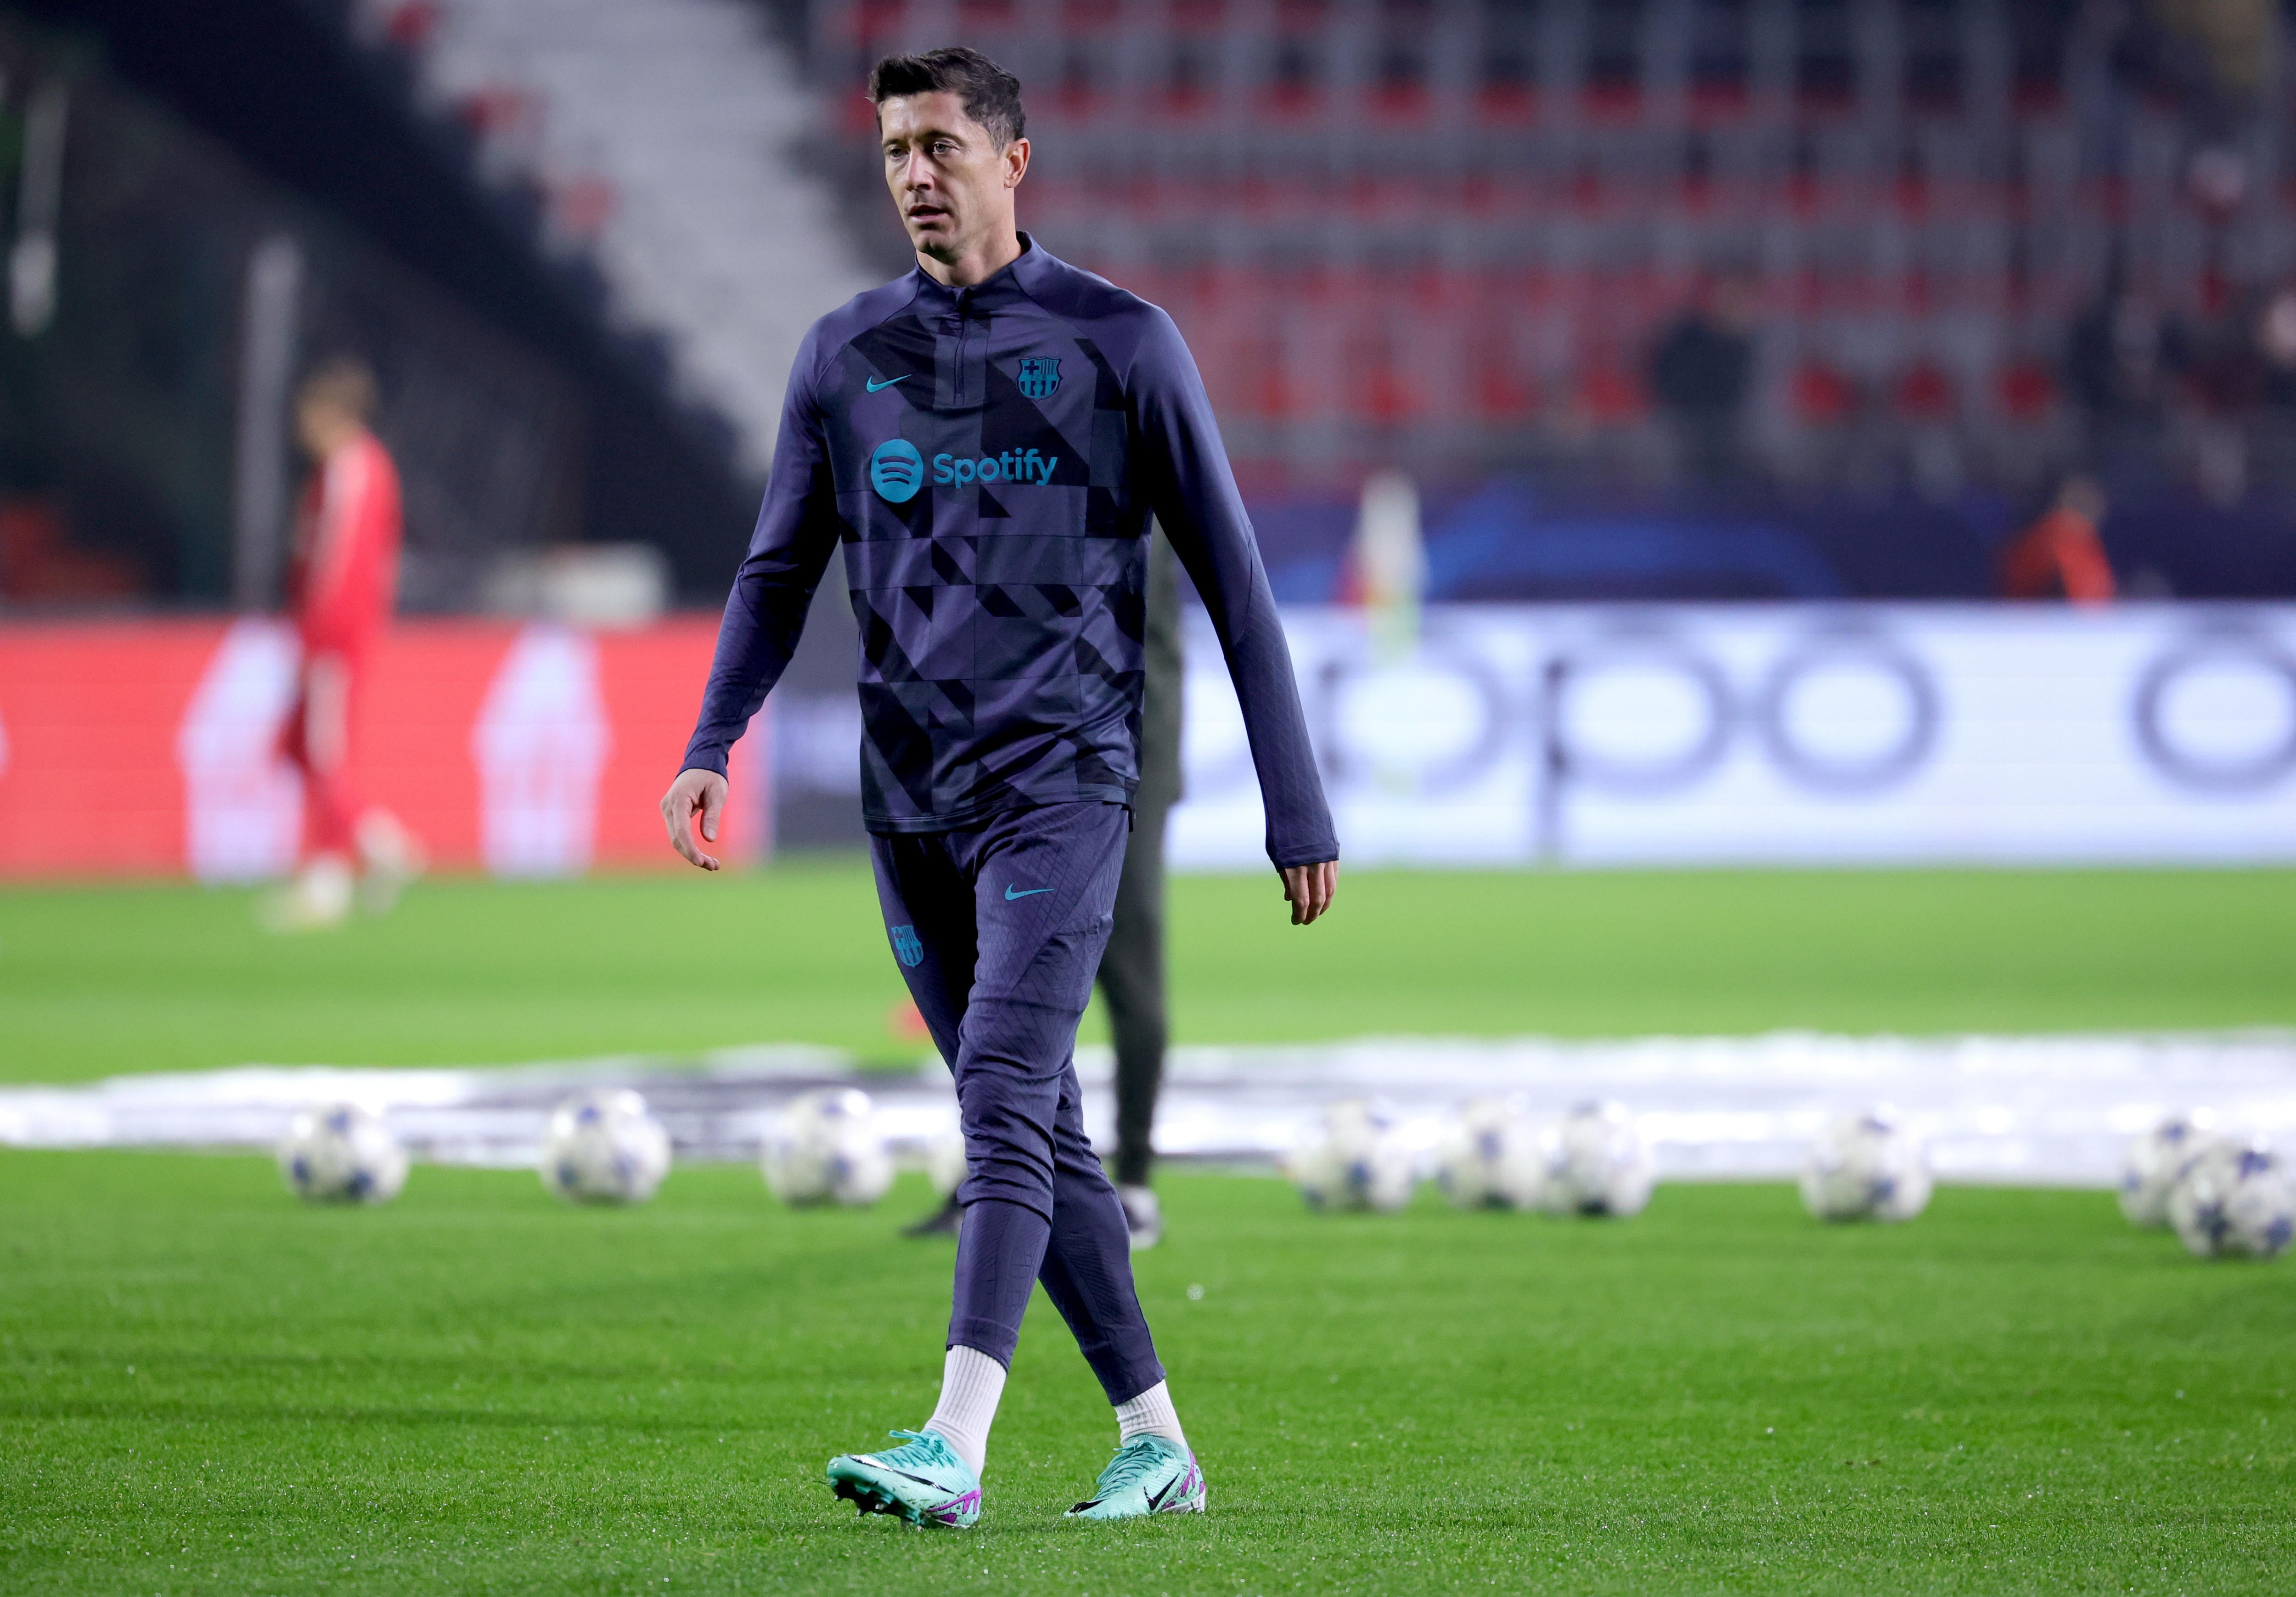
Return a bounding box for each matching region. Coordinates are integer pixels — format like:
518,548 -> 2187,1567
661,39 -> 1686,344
868,47 -> 1025,148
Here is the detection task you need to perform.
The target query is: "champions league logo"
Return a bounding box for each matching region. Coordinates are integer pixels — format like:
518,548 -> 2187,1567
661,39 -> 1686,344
869,438 -> 925,503
1015,356 -> 1061,399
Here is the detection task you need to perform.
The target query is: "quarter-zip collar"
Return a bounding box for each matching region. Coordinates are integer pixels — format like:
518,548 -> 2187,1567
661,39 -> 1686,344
907,231 -> 1049,318
915,234 -> 1053,409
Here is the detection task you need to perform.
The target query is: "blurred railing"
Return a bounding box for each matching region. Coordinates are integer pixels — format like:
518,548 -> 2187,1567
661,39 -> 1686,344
0,12 -> 583,613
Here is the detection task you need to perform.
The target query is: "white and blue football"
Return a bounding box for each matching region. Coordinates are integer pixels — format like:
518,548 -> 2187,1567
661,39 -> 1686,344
540,1089 -> 671,1205
1800,1107 -> 1931,1222
1435,1098 -> 1548,1210
2118,1112 -> 2222,1228
2168,1141 -> 2295,1260
1543,1100 -> 1654,1218
277,1102 -> 408,1205
764,1087 -> 894,1208
1287,1099 -> 1415,1213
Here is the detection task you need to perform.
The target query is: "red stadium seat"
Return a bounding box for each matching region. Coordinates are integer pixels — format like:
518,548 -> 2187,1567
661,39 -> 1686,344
1792,361 -> 1857,426
1994,361 -> 2057,422
1895,361 -> 1958,422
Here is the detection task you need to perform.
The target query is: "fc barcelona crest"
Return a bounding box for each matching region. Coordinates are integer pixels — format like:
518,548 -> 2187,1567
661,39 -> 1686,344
890,924 -> 924,967
1015,356 -> 1062,400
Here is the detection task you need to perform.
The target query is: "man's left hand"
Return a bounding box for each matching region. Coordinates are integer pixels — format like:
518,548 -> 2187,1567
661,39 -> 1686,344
1280,861 -> 1337,926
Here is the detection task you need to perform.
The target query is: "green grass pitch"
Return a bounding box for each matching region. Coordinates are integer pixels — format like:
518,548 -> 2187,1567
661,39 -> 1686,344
3,1153 -> 2290,1595
3,866 -> 2295,1592
3,865 -> 2294,1082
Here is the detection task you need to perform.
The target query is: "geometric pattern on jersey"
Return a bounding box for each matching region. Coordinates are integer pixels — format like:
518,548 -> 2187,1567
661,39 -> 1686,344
830,252 -> 1143,825
682,235 -> 1339,866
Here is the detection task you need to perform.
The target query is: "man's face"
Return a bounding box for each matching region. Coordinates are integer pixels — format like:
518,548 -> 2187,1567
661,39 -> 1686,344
878,90 -> 1026,264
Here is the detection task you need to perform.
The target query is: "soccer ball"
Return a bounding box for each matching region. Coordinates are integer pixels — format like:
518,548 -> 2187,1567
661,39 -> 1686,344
2118,1112 -> 2221,1228
2167,1141 -> 2295,1259
1543,1100 -> 1654,1217
1800,1107 -> 1932,1222
277,1102 -> 407,1204
539,1089 -> 671,1205
1435,1098 -> 1548,1210
763,1087 -> 895,1208
925,1122 -> 968,1201
1286,1099 -> 1415,1212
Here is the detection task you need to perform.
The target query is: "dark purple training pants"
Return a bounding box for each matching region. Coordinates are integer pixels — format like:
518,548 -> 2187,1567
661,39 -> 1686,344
869,799 -> 1165,1405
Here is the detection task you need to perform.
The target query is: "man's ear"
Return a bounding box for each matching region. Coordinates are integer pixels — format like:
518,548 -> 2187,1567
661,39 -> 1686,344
1003,136 -> 1030,189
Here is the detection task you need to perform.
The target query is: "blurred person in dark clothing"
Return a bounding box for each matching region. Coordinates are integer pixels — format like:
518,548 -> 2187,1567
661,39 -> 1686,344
906,529 -> 1183,1249
1648,273 -> 1757,483
2177,286 -> 2279,503
2064,285 -> 2186,423
1097,529 -> 1182,1249
2000,474 -> 2116,606
265,357 -> 424,931
2249,284 -> 2296,490
2174,279 -> 2296,412
2064,283 -> 2189,494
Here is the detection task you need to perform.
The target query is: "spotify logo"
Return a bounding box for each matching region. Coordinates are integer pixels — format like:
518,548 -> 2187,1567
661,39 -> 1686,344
869,438 -> 925,503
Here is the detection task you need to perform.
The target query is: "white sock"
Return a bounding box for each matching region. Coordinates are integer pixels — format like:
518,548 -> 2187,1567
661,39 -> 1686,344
1114,1379 -> 1187,1451
923,1344 -> 1006,1474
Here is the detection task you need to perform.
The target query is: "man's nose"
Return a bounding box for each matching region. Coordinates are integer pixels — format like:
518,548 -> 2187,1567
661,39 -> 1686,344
901,152 -> 935,190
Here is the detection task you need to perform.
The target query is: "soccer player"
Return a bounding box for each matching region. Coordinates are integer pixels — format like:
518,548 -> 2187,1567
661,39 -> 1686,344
1999,473 -> 2116,605
660,47 -> 1337,1527
268,356 -> 423,931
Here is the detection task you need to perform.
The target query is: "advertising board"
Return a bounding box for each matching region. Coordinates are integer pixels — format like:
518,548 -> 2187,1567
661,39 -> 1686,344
1170,605 -> 2296,867
0,617 -> 758,879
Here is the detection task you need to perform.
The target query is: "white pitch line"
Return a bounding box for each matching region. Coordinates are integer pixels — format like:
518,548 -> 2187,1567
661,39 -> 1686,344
3,1033 -> 2292,1186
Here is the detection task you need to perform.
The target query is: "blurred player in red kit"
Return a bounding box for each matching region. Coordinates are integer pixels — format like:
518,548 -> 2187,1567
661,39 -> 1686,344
2000,474 -> 2116,606
266,356 -> 423,931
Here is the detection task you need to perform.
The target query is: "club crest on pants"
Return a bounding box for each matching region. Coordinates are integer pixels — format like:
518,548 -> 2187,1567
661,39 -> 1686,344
890,924 -> 924,967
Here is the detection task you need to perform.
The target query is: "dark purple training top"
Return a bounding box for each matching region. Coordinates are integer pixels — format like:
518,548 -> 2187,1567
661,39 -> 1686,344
680,237 -> 1338,869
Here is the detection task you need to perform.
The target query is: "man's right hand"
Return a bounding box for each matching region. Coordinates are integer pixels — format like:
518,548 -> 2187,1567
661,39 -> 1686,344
661,768 -> 729,872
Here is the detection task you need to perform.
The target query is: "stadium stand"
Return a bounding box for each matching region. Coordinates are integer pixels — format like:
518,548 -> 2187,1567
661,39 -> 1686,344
353,0 -> 877,476
2,0 -> 2292,607
804,0 -> 2296,598
0,0 -> 869,607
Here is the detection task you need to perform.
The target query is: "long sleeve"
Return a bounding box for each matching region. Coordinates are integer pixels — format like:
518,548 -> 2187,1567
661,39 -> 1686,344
680,327 -> 845,776
1128,309 -> 1337,868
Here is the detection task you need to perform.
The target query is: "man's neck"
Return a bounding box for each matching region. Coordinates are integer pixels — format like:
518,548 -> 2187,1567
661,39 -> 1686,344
917,226 -> 1023,289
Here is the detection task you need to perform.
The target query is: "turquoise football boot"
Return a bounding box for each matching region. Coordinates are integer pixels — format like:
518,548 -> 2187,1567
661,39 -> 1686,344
826,1429 -> 982,1529
1064,1434 -> 1206,1520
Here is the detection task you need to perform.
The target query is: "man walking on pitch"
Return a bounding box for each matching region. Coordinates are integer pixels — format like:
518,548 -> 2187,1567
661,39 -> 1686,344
661,48 -> 1336,1527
